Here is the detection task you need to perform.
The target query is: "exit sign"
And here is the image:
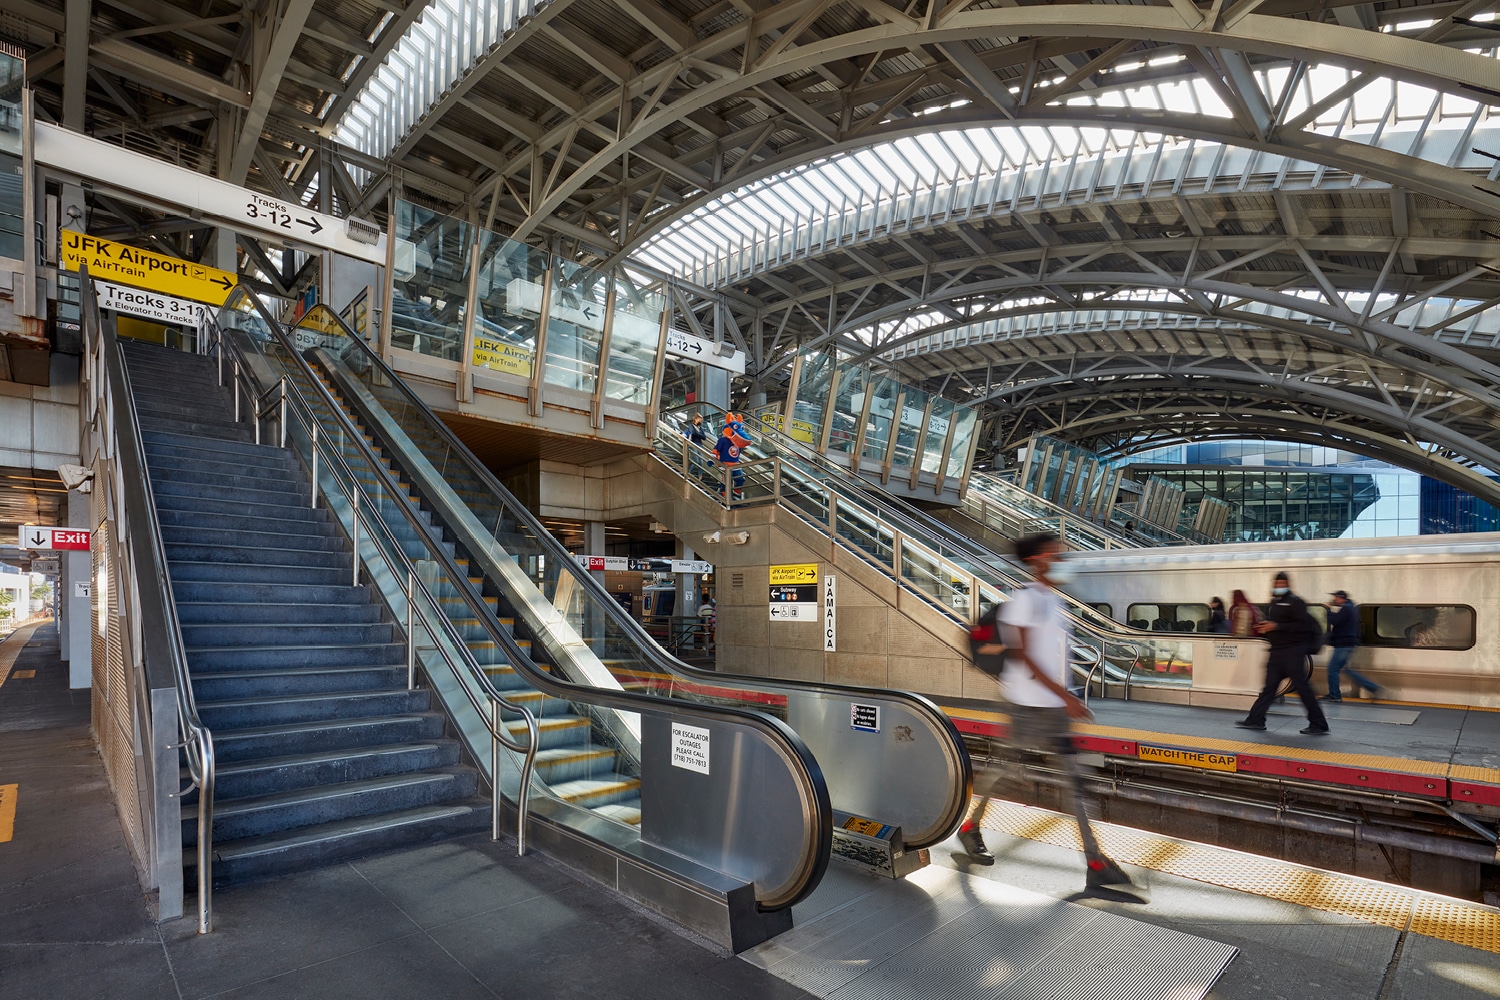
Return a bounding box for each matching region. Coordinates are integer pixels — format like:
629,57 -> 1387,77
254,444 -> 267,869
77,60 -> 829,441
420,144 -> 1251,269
18,527 -> 91,551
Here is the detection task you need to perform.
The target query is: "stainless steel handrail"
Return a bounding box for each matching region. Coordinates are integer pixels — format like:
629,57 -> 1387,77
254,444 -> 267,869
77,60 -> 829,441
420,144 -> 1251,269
82,271 -> 217,933
203,314 -> 543,852
659,403 -> 1250,693
292,304 -> 967,852
221,294 -> 833,908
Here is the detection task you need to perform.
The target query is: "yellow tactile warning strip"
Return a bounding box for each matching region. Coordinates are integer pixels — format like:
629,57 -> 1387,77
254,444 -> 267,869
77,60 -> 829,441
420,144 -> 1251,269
10,670 -> 33,679
978,801 -> 1500,953
0,783 -> 16,842
0,620 -> 46,690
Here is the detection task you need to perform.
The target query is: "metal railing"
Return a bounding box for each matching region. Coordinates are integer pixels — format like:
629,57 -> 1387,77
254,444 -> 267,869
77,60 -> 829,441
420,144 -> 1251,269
80,270 -> 216,933
221,290 -> 837,908
288,298 -> 968,859
201,311 -> 542,852
656,404 -> 1253,700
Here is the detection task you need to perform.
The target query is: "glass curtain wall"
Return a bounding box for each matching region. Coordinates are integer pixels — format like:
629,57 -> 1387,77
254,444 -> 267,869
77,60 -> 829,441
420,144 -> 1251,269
386,200 -> 667,407
0,50 -> 24,261
781,351 -> 978,485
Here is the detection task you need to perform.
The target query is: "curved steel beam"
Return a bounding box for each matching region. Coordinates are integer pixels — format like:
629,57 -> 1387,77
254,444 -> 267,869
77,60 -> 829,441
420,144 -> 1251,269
508,12 -> 1500,240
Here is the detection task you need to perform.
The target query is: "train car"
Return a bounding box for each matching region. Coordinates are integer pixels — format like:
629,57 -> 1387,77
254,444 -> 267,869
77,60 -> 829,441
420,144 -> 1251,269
1060,532 -> 1500,707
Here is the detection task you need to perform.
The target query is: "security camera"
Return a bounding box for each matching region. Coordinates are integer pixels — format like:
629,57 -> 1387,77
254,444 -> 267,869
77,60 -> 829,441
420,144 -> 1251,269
702,531 -> 721,545
726,531 -> 750,545
57,463 -> 94,492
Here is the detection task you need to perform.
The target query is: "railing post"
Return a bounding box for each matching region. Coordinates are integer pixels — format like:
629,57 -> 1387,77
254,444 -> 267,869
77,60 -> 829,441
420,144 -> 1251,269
233,362 -> 241,422
196,742 -> 214,934
491,699 -> 502,842
406,570 -> 416,690
351,492 -> 361,587
279,379 -> 288,449
310,424 -> 319,508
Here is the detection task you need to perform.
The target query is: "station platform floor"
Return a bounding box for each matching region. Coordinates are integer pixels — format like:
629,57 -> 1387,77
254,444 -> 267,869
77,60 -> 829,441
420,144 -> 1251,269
4,621 -> 1500,999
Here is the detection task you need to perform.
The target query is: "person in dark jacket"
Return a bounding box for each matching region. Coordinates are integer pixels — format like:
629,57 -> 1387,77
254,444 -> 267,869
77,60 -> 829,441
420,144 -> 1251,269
1321,590 -> 1380,702
1208,596 -> 1228,634
1236,571 -> 1330,735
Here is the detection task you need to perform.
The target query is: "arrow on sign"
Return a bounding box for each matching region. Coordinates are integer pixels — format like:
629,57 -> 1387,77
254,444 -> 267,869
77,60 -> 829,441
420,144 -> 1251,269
24,528 -> 49,548
297,216 -> 324,235
211,275 -> 234,290
581,306 -> 596,321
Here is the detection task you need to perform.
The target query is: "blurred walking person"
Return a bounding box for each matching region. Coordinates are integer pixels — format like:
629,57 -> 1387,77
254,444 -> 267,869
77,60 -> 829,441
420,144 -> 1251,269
1236,572 -> 1330,736
1228,589 -> 1261,637
956,532 -> 1137,892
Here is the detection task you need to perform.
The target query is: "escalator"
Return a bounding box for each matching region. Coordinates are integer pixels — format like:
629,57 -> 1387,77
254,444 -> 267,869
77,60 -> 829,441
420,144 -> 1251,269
215,290 -> 972,909
650,403 -> 1267,706
84,278 -> 847,951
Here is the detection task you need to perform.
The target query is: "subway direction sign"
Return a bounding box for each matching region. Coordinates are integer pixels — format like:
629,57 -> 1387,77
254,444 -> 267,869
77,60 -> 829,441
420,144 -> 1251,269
62,232 -> 235,305
94,280 -> 209,328
1138,744 -> 1238,773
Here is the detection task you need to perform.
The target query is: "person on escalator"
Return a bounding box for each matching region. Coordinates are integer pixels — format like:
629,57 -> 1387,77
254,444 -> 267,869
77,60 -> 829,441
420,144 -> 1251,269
955,532 -> 1138,893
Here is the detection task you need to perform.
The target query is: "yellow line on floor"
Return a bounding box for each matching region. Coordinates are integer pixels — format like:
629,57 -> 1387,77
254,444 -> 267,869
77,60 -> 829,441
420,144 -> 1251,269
0,784 -> 17,843
0,619 -> 47,691
977,800 -> 1500,953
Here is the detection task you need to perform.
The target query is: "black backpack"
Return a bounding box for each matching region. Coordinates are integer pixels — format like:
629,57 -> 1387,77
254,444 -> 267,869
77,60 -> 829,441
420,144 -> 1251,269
968,605 -> 1007,678
1305,606 -> 1327,656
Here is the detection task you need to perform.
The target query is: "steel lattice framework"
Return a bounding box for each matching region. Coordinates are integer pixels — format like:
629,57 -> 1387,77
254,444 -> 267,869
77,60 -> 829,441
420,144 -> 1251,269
9,0 -> 1500,497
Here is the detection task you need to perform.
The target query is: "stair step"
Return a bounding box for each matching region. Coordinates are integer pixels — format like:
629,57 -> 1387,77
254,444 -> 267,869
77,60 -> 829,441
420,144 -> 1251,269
591,803 -> 642,826
505,715 -> 591,750
190,664 -> 408,700
197,741 -> 462,802
532,747 -> 619,783
195,688 -> 429,728
160,524 -> 344,552
153,479 -> 312,508
157,507 -> 334,537
171,580 -> 368,605
184,769 -> 478,845
152,493 -> 328,523
181,621 -> 394,648
142,427 -> 288,459
186,642 -> 404,671
170,561 -> 354,587
175,601 -> 383,625
193,801 -> 491,885
210,713 -> 448,763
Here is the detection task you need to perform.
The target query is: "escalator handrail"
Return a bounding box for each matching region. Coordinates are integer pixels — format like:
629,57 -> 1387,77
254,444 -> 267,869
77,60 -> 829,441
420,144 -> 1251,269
298,304 -> 970,849
222,289 -> 832,909
666,403 -> 1266,668
85,273 -> 216,934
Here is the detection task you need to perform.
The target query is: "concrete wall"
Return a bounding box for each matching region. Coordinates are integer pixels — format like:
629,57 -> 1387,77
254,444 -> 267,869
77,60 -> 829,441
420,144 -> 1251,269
0,353 -> 79,469
529,453 -> 994,704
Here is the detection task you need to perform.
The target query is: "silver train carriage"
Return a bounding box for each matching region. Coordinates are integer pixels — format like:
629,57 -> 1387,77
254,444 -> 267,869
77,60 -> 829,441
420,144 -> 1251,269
1058,533 -> 1500,708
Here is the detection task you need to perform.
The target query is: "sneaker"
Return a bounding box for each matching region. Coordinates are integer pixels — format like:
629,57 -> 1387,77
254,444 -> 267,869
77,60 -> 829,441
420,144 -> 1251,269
957,827 -> 994,865
1300,725 -> 1330,736
1233,720 -> 1266,730
1086,857 -> 1135,889
1318,694 -> 1342,702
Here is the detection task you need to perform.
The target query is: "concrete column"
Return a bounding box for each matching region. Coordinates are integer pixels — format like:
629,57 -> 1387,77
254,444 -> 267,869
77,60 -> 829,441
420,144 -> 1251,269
675,542 -> 697,618
207,228 -> 239,275
583,520 -> 606,588
64,488 -> 91,688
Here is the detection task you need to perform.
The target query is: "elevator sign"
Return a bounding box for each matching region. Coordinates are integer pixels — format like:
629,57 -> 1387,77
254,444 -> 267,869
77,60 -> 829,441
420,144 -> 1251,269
18,527 -> 91,551
61,232 -> 236,305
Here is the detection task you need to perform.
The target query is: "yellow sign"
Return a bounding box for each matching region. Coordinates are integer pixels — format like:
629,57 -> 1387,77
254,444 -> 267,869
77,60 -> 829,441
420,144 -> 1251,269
769,563 -> 818,586
759,412 -> 817,443
61,231 -> 236,305
473,334 -> 534,378
1138,744 -> 1238,773
842,815 -> 890,838
0,783 -> 16,843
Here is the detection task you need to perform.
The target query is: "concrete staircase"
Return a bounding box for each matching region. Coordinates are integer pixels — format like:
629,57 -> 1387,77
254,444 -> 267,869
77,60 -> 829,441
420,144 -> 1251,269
121,339 -> 489,884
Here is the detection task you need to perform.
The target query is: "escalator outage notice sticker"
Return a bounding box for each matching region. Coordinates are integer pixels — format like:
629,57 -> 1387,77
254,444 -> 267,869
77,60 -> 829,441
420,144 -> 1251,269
671,724 -> 711,774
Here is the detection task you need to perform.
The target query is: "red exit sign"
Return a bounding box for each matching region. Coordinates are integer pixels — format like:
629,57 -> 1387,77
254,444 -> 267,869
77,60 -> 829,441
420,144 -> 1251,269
18,527 -> 91,551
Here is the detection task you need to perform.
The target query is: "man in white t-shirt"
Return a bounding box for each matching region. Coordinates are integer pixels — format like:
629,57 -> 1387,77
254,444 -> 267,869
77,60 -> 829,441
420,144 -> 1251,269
956,532 -> 1137,892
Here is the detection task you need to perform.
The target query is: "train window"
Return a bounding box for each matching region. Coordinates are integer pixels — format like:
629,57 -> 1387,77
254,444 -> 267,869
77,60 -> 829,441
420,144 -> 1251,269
1089,603 -> 1111,618
1365,605 -> 1476,650
1126,603 -> 1214,633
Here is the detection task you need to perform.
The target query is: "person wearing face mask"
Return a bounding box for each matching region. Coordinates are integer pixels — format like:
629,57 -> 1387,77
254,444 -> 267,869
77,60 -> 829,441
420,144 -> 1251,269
956,532 -> 1137,893
1235,571 -> 1329,735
